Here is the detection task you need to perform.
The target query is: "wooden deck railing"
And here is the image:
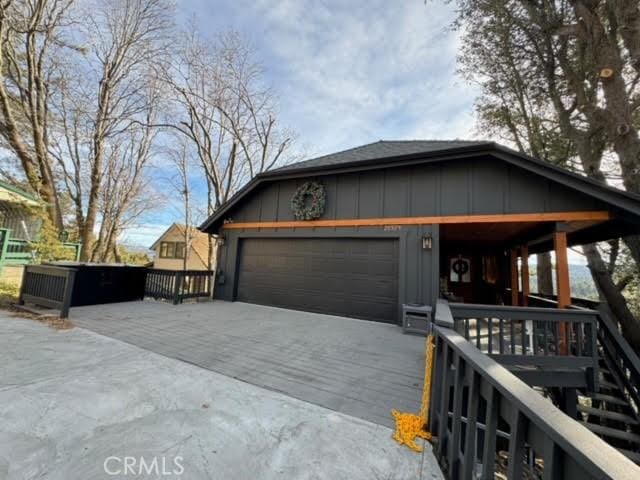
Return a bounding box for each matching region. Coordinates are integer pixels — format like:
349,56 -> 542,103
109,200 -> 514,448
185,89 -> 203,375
144,269 -> 213,305
527,293 -> 640,414
450,303 -> 599,389
18,264 -> 76,318
18,266 -> 213,317
430,303 -> 639,479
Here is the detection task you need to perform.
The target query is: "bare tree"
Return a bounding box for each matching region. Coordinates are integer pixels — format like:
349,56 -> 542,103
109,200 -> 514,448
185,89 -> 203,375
163,136 -> 199,270
161,30 -> 293,209
156,29 -> 293,267
0,0 -> 75,230
215,33 -> 294,183
91,103 -> 159,263
50,0 -> 172,259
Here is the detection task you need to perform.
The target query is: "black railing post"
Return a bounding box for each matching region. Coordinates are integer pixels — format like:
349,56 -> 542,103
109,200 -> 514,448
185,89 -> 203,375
481,386 -> 499,479
17,264 -> 27,306
462,371 -> 480,479
586,317 -> 598,392
430,335 -> 444,435
173,271 -> 183,305
60,269 -> 76,318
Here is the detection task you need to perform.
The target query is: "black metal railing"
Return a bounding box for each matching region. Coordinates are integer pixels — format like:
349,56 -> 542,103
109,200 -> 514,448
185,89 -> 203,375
450,303 -> 599,389
429,311 -> 640,479
18,265 -> 76,318
144,269 -> 212,305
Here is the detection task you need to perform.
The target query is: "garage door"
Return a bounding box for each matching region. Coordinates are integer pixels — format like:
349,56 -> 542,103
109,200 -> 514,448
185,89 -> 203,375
236,238 -> 399,323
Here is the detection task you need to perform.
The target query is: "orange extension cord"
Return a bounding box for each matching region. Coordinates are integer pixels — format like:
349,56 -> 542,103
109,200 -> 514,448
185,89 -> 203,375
391,333 -> 435,452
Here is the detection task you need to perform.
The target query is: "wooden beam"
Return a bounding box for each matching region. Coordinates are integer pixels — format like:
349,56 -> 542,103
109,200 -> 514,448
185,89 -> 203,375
521,245 -> 530,306
221,211 -> 611,230
554,231 -> 571,308
510,248 -> 519,307
554,230 -> 571,354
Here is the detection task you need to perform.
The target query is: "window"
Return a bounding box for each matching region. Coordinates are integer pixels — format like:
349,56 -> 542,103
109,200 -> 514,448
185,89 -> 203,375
175,242 -> 186,259
159,241 -> 185,259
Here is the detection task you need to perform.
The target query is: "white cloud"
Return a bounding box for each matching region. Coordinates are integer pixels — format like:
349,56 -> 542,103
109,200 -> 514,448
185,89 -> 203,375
118,223 -> 168,249
184,0 -> 479,157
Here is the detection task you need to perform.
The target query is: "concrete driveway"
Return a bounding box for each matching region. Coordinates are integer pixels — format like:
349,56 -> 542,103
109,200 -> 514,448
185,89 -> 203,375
70,300 -> 426,428
0,315 -> 443,480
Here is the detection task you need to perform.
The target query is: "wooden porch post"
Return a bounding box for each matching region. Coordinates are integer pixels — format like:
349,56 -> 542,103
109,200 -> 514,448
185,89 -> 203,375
510,248 -> 519,306
520,245 -> 530,306
554,231 -> 571,308
554,230 -> 571,354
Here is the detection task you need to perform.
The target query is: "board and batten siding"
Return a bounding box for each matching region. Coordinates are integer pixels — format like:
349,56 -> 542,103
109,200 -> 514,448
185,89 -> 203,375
227,157 -> 603,223
214,155 -> 607,317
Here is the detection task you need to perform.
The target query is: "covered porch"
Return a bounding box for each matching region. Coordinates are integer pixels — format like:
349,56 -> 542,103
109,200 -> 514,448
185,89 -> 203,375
437,210 -> 618,308
431,211 -> 640,473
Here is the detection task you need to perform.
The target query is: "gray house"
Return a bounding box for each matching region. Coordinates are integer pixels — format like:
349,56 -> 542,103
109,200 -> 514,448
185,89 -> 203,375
200,140 -> 640,324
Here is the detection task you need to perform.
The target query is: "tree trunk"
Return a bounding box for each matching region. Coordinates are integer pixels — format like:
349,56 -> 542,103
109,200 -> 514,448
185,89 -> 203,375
583,243 -> 640,354
207,181 -> 215,270
536,252 -> 554,295
81,145 -> 103,261
112,242 -> 122,263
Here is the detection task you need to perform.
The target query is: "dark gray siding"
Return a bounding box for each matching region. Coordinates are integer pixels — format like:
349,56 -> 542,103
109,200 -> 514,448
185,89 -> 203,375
224,156 -> 605,223
214,155 -> 607,316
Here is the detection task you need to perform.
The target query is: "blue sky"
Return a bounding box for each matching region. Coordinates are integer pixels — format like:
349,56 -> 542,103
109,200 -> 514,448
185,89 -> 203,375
120,0 -> 480,247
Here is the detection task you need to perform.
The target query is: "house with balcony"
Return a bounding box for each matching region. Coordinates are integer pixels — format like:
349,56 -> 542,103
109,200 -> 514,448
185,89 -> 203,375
0,180 -> 81,284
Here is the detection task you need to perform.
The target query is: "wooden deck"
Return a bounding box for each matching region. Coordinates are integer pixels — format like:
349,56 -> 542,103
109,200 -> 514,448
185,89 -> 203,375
70,300 -> 426,428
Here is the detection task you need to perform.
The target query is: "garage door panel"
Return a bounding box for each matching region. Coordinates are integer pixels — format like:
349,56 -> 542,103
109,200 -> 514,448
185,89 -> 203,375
349,280 -> 396,298
236,238 -> 399,323
348,258 -> 397,276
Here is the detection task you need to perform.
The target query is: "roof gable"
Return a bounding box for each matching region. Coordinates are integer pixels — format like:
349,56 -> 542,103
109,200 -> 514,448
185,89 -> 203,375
151,222 -> 209,252
199,140 -> 640,233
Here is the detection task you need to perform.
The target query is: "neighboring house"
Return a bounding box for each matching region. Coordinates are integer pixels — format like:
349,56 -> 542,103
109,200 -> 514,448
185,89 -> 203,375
150,223 -> 211,270
200,140 -> 640,324
0,180 -> 81,284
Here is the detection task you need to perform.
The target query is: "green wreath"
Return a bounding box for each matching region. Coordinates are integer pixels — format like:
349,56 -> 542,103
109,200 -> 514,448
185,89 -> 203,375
291,181 -> 326,220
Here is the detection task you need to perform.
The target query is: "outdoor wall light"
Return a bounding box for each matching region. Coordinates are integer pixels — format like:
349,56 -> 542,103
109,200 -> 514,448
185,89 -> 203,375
217,235 -> 225,247
422,234 -> 433,250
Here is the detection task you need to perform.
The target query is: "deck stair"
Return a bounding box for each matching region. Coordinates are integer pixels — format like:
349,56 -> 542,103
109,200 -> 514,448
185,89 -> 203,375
576,348 -> 640,463
430,300 -> 640,479
447,299 -> 640,472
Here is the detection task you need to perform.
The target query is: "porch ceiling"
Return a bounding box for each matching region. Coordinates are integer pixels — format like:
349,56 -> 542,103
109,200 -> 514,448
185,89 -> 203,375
440,217 -> 635,252
441,222 -> 550,246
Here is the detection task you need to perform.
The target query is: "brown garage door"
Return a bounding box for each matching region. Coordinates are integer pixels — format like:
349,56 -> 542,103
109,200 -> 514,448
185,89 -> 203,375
236,238 -> 399,323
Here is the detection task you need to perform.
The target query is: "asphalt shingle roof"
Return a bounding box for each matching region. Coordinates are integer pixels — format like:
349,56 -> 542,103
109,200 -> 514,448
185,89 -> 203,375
273,140 -> 488,173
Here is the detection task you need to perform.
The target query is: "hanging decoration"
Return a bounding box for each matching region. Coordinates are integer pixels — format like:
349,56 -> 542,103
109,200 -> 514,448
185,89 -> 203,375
291,181 -> 326,220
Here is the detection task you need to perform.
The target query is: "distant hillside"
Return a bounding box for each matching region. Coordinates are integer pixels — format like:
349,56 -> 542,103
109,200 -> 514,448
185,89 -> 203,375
530,264 -> 598,300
